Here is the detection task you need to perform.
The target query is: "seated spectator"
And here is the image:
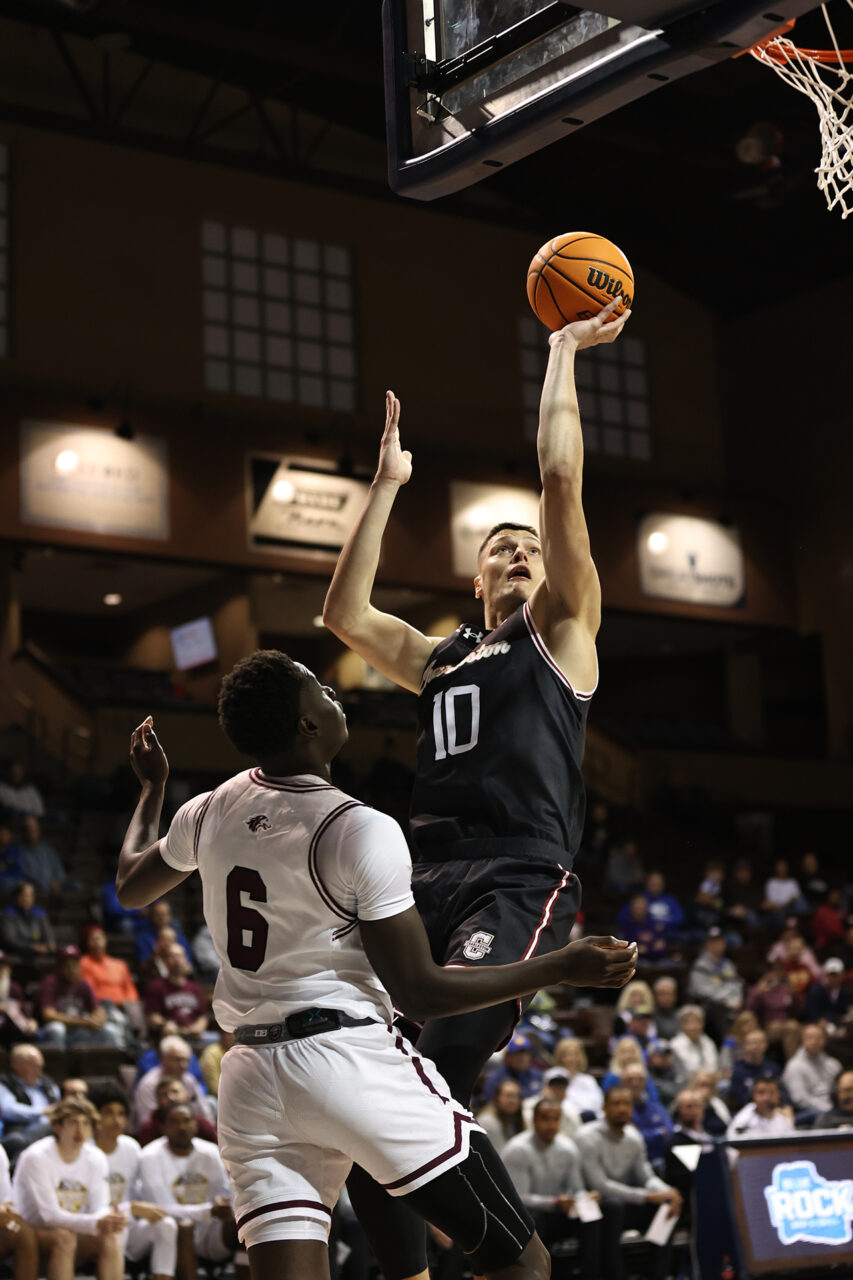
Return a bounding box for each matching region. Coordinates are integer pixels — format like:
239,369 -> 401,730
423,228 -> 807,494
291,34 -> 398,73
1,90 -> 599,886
670,1006 -> 719,1082
60,1078 -> 89,1102
762,858 -> 805,920
0,763 -> 44,820
621,1062 -> 673,1169
646,1039 -> 679,1109
726,1029 -> 792,1114
799,851 -> 830,911
782,1023 -> 842,1121
718,1010 -> 760,1077
692,860 -> 725,931
1,882 -> 55,961
503,1099 -> 602,1278
137,1104 -> 245,1278
813,1068 -> 853,1129
190,924 -> 219,985
144,943 -> 209,1041
0,951 -> 38,1048
618,895 -> 667,961
481,1033 -> 543,1103
137,1077 -> 218,1148
812,889 -> 846,953
576,1086 -> 682,1280
12,1098 -> 125,1277
664,1088 -> 714,1202
602,1036 -> 661,1103
18,818 -> 65,897
603,838 -> 644,896
804,957 -> 851,1030
139,925 -> 181,989
551,1037 -> 604,1118
614,979 -> 656,1037
746,959 -> 802,1047
640,872 -> 685,937
688,1069 -> 731,1137
131,1035 -> 214,1134
0,1139 -> 39,1280
134,901 -> 192,968
79,926 -> 144,1052
0,822 -> 23,895
199,1029 -> 234,1099
136,1025 -> 207,1091
686,928 -> 744,1043
37,945 -> 124,1050
99,879 -> 142,937
522,1068 -> 581,1137
475,1079 -> 526,1155
780,934 -> 821,999
652,975 -> 680,1041
91,1082 -> 179,1280
727,1077 -> 794,1137
0,1044 -> 60,1163
724,859 -> 762,932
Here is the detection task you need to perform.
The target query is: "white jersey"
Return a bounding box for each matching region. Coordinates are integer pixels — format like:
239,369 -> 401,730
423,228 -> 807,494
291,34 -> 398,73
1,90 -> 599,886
101,1134 -> 141,1208
13,1135 -> 110,1233
160,770 -> 414,1031
138,1136 -> 231,1223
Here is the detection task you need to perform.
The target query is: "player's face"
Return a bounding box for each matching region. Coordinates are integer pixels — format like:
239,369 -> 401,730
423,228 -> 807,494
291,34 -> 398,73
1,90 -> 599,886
165,1105 -> 197,1152
98,1101 -> 128,1138
474,530 -> 543,612
55,1114 -> 92,1151
296,667 -> 348,756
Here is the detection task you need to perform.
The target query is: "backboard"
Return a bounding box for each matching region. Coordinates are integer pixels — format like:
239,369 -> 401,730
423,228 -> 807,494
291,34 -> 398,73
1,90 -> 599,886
383,0 -> 821,199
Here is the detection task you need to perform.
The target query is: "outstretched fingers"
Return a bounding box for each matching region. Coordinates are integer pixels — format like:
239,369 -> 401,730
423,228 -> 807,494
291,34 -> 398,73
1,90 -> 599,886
383,388 -> 401,435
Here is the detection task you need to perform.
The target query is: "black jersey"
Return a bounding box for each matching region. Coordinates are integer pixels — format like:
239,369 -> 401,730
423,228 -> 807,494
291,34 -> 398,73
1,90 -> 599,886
410,599 -> 594,865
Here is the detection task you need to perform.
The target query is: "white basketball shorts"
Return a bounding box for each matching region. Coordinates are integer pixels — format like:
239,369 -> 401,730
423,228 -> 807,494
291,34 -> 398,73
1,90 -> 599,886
216,1021 -> 482,1248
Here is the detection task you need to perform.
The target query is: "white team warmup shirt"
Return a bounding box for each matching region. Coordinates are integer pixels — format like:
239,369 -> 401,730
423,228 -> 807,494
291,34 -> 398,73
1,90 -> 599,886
158,770 -> 482,1248
101,1135 -> 179,1276
13,1136 -> 110,1232
102,1133 -> 141,1209
138,1135 -> 232,1223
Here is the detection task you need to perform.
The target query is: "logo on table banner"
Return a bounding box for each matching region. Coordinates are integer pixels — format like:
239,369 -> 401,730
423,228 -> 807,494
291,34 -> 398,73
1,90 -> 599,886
764,1161 -> 853,1246
462,931 -> 494,960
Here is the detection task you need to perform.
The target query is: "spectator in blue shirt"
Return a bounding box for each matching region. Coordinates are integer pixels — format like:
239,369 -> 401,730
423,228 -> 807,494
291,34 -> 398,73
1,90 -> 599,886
622,1061 -> 673,1170
727,1027 -> 792,1113
100,878 -> 143,936
1,882 -> 56,960
619,895 -> 668,962
18,817 -> 66,896
641,872 -> 685,936
804,958 -> 850,1028
0,1043 -> 60,1162
482,1033 -> 544,1102
133,899 -> 191,966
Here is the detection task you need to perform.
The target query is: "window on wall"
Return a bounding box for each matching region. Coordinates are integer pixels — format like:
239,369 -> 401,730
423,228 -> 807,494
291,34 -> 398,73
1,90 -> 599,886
0,144 -> 9,359
518,316 -> 651,460
201,221 -> 358,411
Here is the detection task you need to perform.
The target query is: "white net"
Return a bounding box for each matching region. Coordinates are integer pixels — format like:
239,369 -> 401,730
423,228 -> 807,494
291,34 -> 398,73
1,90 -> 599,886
750,2 -> 853,217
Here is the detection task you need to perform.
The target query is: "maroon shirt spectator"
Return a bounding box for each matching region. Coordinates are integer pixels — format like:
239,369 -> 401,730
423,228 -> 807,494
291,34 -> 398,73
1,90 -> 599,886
38,946 -> 123,1049
812,890 -> 846,952
144,943 -> 208,1036
746,962 -> 800,1027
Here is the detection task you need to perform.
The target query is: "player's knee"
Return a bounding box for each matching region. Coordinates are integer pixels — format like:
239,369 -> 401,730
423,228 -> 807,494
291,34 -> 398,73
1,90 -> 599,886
54,1228 -> 77,1253
155,1216 -> 179,1244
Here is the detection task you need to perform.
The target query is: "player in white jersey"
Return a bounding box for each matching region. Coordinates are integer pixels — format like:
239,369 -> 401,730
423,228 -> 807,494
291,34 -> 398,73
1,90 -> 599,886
12,1098 -> 126,1280
91,1083 -> 178,1280
116,649 -> 636,1280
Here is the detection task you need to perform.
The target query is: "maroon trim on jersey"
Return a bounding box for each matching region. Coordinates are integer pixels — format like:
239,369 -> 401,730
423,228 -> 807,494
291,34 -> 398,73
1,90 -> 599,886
193,788 -> 220,858
236,1198 -> 331,1228
393,1034 -> 450,1102
382,1110 -> 478,1192
307,801 -> 362,923
249,768 -> 334,793
332,918 -> 359,942
521,601 -> 596,700
521,863 -> 572,962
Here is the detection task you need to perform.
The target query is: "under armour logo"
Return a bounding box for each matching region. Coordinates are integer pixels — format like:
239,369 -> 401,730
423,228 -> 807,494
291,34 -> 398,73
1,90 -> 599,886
246,814 -> 271,832
462,627 -> 485,643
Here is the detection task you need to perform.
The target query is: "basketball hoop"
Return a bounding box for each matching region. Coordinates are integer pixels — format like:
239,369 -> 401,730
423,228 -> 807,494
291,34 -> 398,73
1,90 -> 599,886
743,3 -> 853,217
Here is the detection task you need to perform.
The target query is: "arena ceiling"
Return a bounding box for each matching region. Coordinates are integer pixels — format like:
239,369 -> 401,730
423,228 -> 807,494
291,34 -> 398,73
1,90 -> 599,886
0,0 -> 851,310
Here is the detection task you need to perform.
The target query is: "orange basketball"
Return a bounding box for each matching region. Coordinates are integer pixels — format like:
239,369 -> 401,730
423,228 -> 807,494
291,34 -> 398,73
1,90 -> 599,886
526,232 -> 634,330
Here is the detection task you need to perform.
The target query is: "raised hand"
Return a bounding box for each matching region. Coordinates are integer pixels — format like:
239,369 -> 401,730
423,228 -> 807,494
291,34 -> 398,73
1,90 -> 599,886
375,389 -> 412,486
549,295 -> 631,351
129,716 -> 169,787
560,936 -> 638,988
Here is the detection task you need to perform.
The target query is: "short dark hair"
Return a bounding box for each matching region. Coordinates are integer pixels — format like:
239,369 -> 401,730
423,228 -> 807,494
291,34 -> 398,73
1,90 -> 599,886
217,650 -> 307,759
89,1081 -> 130,1113
604,1085 -> 632,1104
477,522 -> 539,558
532,1098 -> 562,1120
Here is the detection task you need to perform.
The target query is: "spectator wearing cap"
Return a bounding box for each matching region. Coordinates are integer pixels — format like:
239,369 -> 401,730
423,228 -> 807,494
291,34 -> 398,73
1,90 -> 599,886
804,957 -> 851,1029
621,1062 -> 673,1170
482,1033 -> 544,1102
37,946 -> 123,1049
522,1067 -> 581,1136
687,928 -> 744,1043
727,1028 -> 792,1113
652,976 -> 680,1042
646,1040 -> 679,1108
0,950 -> 37,1047
80,926 -> 144,1051
813,1069 -> 853,1129
812,888 -> 846,953
1,881 -> 55,961
782,1023 -> 842,1120
552,1037 -> 604,1119
670,1006 -> 719,1083
727,1077 -> 794,1137
0,1043 -> 60,1162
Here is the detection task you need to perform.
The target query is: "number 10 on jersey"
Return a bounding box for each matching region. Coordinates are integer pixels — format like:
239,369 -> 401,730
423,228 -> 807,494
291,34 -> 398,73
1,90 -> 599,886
432,685 -> 480,761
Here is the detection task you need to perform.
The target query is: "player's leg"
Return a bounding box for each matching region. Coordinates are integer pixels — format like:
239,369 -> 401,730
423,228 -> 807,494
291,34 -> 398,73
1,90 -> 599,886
0,1212 -> 39,1280
125,1213 -> 179,1280
176,1222 -> 197,1280
35,1227 -> 77,1280
247,1239 -> 331,1280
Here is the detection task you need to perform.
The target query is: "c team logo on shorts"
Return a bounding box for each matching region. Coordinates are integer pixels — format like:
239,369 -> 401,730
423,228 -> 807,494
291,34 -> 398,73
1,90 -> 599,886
246,814 -> 271,832
462,930 -> 494,960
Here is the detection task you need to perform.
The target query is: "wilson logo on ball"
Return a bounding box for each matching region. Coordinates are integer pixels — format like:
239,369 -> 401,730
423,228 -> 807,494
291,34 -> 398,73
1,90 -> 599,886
587,268 -> 632,307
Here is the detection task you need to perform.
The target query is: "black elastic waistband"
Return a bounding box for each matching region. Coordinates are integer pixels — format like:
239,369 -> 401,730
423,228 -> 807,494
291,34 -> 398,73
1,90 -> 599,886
413,836 -> 571,866
234,1008 -> 379,1045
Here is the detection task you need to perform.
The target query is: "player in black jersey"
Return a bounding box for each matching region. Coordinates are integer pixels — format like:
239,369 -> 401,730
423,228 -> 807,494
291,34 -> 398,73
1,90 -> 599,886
324,297 -> 630,1280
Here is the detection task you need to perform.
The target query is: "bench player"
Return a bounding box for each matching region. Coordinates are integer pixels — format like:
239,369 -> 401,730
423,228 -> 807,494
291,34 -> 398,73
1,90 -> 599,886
323,299 -> 627,1277
115,654 -> 636,1280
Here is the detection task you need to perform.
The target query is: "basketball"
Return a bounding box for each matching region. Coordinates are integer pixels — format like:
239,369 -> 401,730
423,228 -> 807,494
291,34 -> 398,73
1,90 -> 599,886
526,232 -> 634,330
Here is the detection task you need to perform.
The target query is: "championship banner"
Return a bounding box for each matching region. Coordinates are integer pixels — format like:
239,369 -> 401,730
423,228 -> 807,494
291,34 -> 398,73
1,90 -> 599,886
20,421 -> 169,540
637,512 -> 745,607
450,480 -> 540,578
247,455 -> 370,555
